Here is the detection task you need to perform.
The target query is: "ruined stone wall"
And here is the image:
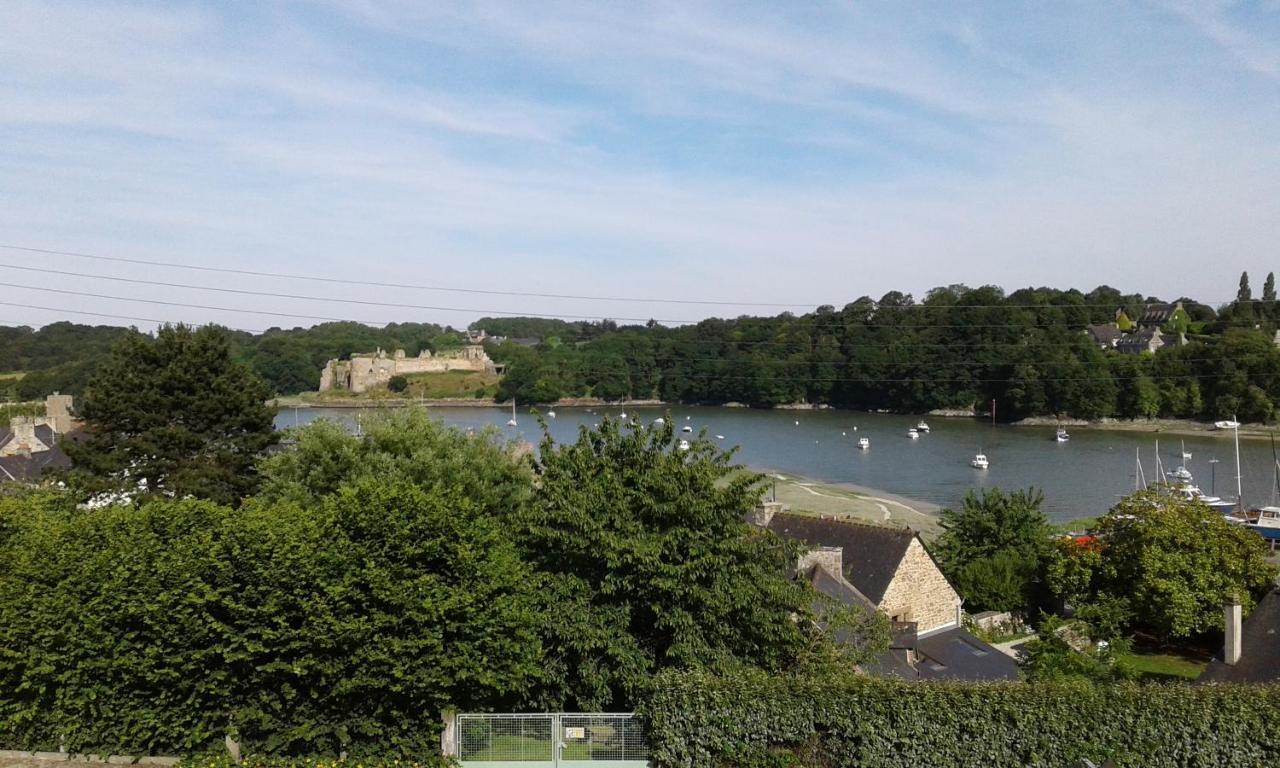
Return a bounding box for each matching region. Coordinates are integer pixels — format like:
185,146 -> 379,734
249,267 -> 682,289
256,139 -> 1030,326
878,538 -> 960,635
318,346 -> 494,393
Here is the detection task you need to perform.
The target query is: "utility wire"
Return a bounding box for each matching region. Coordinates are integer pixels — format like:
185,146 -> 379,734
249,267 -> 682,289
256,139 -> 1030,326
0,243 -> 1245,310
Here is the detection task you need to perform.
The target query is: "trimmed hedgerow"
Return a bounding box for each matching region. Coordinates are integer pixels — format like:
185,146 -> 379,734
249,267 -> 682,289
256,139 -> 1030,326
640,670 -> 1280,768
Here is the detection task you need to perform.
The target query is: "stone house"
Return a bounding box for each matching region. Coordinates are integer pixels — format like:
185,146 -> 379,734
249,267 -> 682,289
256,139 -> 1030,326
0,394 -> 76,483
1116,327 -> 1165,355
1136,301 -> 1189,330
753,505 -> 1017,681
1199,591 -> 1280,683
1085,323 -> 1122,350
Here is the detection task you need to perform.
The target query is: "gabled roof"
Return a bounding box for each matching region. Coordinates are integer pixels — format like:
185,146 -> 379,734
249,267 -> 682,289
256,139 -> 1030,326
1138,301 -> 1183,326
0,424 -> 72,483
1200,591 -> 1280,683
915,627 -> 1019,681
1085,324 -> 1121,346
767,513 -> 915,604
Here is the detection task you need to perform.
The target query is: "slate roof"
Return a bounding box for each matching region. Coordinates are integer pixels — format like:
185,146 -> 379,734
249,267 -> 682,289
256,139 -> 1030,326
0,424 -> 72,483
1138,301 -> 1183,327
1116,327 -> 1163,354
1085,324 -> 1122,347
1199,591 -> 1280,683
768,513 -> 915,604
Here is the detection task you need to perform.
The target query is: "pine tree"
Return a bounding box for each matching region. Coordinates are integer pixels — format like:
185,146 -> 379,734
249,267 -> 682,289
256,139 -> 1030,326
1238,271 -> 1252,303
1264,272 -> 1276,302
66,324 -> 277,506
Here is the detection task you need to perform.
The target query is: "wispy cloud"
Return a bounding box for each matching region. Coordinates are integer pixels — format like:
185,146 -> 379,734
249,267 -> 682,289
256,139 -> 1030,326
1,1 -> 1278,329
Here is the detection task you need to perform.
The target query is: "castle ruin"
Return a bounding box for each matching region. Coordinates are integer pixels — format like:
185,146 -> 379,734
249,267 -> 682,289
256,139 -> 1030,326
319,346 -> 495,394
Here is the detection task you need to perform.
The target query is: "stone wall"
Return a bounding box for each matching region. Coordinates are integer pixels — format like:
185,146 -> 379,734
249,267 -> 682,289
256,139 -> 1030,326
320,346 -> 495,393
878,538 -> 960,635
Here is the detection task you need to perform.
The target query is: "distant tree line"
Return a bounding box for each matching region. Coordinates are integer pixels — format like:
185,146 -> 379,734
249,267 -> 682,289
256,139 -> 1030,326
489,277 -> 1280,422
7,274 -> 1280,421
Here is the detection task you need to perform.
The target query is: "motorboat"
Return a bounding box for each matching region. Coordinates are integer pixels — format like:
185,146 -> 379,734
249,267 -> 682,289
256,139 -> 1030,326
547,409 -> 556,419
1247,507 -> 1280,541
653,417 -> 665,425
681,425 -> 693,433
619,411 -> 627,420
1215,419 -> 1241,430
971,453 -> 989,470
715,434 -> 725,440
1167,466 -> 1194,484
677,439 -> 690,451
858,437 -> 870,450
1180,440 -> 1191,461
907,428 -> 920,439
1055,428 -> 1070,443
916,421 -> 930,433
506,401 -> 518,427
1175,484 -> 1237,514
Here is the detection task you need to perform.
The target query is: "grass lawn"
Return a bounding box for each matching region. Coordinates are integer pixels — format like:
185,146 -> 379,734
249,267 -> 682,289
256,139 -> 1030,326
0,371 -> 26,380
405,370 -> 500,399
1115,646 -> 1209,681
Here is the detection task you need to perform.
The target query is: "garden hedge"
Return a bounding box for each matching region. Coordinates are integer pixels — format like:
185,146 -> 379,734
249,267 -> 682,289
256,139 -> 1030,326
641,670 -> 1280,768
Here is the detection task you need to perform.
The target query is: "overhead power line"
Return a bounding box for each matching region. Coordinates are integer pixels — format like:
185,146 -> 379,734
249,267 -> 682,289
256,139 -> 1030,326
0,244 -> 811,308
0,243 -> 1246,311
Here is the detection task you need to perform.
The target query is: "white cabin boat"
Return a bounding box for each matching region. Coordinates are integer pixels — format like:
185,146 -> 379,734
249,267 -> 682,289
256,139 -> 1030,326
547,409 -> 556,419
653,417 -> 665,425
677,439 -> 690,452
1056,428 -> 1070,443
1215,419 -> 1241,430
681,425 -> 693,433
916,421 -> 930,433
971,453 -> 989,470
907,428 -> 920,439
857,437 -> 870,450
1248,507 -> 1280,540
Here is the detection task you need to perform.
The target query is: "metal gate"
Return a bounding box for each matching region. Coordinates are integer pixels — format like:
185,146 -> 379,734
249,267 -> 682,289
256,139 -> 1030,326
456,713 -> 649,768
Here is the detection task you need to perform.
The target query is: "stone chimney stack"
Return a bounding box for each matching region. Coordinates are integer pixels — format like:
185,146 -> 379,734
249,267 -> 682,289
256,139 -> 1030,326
1225,595 -> 1243,666
748,501 -> 783,528
796,546 -> 843,577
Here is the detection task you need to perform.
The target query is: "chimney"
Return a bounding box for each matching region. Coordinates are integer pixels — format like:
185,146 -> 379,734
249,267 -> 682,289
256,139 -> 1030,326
748,501 -> 783,528
796,546 -> 843,577
1225,595 -> 1243,666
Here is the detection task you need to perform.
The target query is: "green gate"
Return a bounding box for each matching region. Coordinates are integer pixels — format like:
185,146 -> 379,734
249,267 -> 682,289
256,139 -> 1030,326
456,713 -> 649,768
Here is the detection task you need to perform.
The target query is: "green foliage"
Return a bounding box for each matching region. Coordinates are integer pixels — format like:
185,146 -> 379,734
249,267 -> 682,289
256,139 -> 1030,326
1264,272 -> 1276,303
521,419 -> 861,709
1238,271 -> 1252,303
641,669 -> 1280,768
0,476 -> 543,756
178,756 -> 455,768
387,374 -> 408,392
934,488 -> 1053,613
1048,489 -> 1278,641
64,325 -> 278,506
1019,617 -> 1135,684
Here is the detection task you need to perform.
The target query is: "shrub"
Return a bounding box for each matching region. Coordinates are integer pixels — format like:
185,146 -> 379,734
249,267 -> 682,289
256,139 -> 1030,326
388,375 -> 408,393
641,670 -> 1280,768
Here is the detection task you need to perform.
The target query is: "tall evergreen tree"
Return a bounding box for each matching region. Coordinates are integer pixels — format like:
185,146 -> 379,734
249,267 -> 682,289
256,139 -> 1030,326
1264,272 -> 1277,302
1238,271 -> 1252,302
65,324 -> 277,506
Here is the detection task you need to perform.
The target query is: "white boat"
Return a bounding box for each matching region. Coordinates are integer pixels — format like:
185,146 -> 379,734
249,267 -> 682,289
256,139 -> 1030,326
1055,428 -> 1070,443
506,401 -> 517,427
653,417 -> 665,425
715,434 -> 725,440
858,437 -> 870,450
1248,507 -> 1280,540
620,411 -> 627,420
971,453 -> 989,470
1176,484 -> 1237,514
1168,465 -> 1193,484
677,439 -> 690,451
1180,440 -> 1191,460
907,428 -> 920,439
681,425 -> 693,433
1215,419 -> 1241,430
916,421 -> 930,433
547,409 -> 557,419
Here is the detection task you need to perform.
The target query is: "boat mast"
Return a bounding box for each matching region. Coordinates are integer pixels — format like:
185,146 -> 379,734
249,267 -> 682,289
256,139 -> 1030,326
1135,446 -> 1146,491
1234,418 -> 1243,511
1154,439 -> 1163,491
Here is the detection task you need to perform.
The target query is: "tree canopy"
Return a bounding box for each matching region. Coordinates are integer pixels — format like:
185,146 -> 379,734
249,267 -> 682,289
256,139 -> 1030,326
1048,489 -> 1277,641
64,324 -> 277,506
933,487 -> 1054,614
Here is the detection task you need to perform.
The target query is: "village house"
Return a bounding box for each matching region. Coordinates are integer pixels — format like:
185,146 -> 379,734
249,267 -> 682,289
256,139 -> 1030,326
1115,326 -> 1166,355
0,393 -> 76,483
1136,301 -> 1188,329
752,504 -> 1018,681
1199,592 -> 1280,684
1085,323 -> 1122,350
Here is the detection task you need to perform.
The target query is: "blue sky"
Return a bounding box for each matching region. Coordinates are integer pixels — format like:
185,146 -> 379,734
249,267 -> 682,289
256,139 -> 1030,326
2,1 -> 1279,330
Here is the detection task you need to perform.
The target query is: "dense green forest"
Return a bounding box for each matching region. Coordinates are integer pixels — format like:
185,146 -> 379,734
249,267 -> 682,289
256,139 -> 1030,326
6,275 -> 1280,422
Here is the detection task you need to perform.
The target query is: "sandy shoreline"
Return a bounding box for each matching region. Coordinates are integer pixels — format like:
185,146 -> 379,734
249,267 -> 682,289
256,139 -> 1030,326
748,465 -> 942,537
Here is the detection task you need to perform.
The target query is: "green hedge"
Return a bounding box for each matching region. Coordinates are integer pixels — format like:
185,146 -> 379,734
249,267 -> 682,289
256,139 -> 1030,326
177,756 -> 455,768
641,670 -> 1280,768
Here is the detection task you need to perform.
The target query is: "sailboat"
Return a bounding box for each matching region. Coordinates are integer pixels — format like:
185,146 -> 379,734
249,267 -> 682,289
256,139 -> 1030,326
1055,427 -> 1070,443
1180,440 -> 1191,461
506,401 -> 518,427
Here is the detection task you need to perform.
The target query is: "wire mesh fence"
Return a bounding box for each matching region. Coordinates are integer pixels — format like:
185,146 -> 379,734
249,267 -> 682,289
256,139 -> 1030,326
456,713 -> 649,766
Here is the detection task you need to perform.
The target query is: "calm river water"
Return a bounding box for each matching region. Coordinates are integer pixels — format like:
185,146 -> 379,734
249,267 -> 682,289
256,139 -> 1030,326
274,405 -> 1280,523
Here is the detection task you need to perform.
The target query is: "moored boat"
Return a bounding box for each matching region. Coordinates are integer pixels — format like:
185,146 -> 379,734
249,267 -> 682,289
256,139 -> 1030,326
857,437 -> 870,450
916,421 -> 930,433
907,428 -> 920,439
971,453 -> 989,470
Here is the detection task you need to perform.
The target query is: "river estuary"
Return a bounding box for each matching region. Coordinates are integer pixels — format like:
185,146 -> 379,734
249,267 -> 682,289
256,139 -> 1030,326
274,405 -> 1280,523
